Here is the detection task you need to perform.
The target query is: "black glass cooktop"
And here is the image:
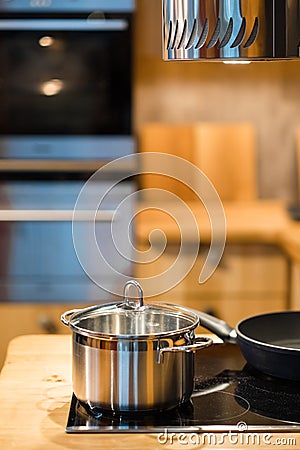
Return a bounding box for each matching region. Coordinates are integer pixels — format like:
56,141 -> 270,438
66,343 -> 300,433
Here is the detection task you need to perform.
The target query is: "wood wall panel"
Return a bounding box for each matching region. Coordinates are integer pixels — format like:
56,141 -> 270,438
139,122 -> 257,202
193,123 -> 257,201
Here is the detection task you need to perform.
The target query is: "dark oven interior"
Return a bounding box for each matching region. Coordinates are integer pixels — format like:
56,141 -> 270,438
0,0 -> 134,160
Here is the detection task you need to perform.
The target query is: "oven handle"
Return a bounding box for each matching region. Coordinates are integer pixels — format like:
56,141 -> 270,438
0,19 -> 129,31
0,210 -> 118,221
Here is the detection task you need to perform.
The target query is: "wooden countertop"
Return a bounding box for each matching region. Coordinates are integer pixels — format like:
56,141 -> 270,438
137,199 -> 300,263
0,335 -> 299,450
136,200 -> 291,244
279,221 -> 300,263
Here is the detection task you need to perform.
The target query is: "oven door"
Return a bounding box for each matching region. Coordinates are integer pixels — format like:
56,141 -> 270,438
0,180 -> 134,302
0,14 -> 133,160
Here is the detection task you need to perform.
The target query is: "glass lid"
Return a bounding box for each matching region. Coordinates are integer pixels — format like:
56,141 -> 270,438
67,280 -> 199,339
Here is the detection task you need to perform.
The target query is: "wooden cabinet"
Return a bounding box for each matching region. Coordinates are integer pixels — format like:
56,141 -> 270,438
134,243 -> 288,330
0,303 -> 73,369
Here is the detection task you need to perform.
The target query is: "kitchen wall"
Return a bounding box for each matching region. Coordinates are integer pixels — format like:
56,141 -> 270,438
133,0 -> 300,202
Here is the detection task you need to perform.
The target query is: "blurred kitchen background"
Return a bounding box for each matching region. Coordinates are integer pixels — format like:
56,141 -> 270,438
1,0 -> 300,368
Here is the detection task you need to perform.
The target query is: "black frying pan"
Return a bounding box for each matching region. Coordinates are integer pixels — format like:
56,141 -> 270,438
197,311 -> 300,381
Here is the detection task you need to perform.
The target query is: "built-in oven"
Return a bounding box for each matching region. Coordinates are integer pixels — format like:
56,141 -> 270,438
0,177 -> 135,302
0,0 -> 136,303
0,0 -> 134,163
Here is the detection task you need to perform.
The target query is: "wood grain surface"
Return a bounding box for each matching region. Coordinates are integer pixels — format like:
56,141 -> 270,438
0,335 -> 299,450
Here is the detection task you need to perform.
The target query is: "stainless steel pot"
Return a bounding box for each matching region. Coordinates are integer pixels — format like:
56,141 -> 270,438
61,280 -> 212,412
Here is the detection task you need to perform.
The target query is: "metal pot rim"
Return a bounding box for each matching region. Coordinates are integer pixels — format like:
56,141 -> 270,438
62,301 -> 199,340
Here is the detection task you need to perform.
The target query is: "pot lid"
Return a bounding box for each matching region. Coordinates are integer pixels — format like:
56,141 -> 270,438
65,280 -> 199,339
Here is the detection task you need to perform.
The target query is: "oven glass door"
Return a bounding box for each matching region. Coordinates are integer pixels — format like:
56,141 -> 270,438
0,15 -> 133,159
0,180 -> 134,302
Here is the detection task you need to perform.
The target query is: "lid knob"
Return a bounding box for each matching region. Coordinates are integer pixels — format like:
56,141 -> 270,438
123,280 -> 144,310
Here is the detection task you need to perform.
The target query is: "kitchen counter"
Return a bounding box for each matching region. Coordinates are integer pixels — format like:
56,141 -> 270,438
0,334 -> 299,450
136,199 -> 291,245
279,220 -> 300,263
137,198 -> 300,264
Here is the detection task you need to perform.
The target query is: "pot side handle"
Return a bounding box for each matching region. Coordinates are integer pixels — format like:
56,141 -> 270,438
158,336 -> 212,363
61,309 -> 82,326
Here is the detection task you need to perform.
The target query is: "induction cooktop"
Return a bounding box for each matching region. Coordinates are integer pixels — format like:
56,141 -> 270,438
66,343 -> 300,433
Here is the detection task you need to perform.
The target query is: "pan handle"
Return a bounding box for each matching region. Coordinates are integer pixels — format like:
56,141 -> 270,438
194,311 -> 238,344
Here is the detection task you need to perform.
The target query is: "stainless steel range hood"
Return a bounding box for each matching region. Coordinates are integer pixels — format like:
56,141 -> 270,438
162,0 -> 300,61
